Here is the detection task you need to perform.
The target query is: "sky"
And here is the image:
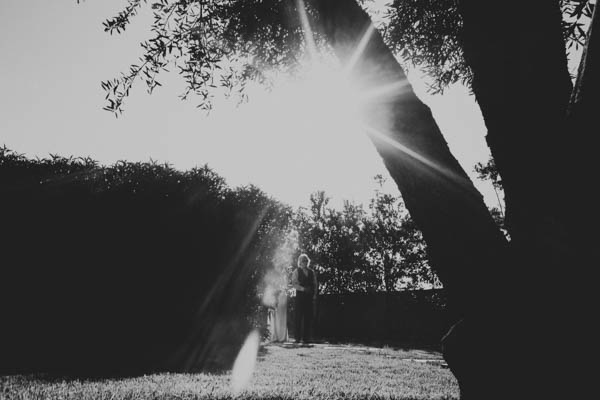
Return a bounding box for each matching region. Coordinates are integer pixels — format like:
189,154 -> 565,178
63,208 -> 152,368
0,0 -> 499,210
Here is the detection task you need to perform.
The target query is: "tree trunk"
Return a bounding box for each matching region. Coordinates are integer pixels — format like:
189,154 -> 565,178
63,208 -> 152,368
570,2 -> 600,138
458,0 -> 573,240
567,0 -> 597,268
307,1 -> 510,396
382,253 -> 393,292
563,5 -> 598,397
457,1 -> 586,397
310,0 -> 507,306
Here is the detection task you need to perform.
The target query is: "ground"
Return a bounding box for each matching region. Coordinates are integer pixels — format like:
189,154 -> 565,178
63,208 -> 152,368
0,343 -> 459,399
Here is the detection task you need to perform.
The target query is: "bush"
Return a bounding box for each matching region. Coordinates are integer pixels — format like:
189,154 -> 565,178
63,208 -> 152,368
0,147 -> 292,376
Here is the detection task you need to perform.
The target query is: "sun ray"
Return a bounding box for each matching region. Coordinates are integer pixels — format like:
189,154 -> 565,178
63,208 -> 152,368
297,0 -> 318,61
362,124 -> 472,188
359,79 -> 412,105
176,204 -> 270,371
343,23 -> 376,77
231,330 -> 260,396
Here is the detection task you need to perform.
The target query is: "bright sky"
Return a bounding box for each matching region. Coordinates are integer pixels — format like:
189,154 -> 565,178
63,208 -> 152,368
0,0 -> 498,210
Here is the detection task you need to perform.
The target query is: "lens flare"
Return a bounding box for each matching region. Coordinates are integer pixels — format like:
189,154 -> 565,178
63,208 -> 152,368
343,23 -> 376,77
231,329 -> 260,396
297,0 -> 317,60
363,124 -> 471,187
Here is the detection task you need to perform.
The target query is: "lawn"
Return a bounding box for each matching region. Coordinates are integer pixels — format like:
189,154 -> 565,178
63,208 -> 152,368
0,343 -> 459,400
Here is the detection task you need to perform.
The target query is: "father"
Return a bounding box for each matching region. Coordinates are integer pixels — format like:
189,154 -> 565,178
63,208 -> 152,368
291,253 -> 318,344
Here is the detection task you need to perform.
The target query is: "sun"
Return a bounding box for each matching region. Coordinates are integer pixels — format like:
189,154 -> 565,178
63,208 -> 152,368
202,1 -> 414,208
267,61 -> 364,145
208,58 -> 385,208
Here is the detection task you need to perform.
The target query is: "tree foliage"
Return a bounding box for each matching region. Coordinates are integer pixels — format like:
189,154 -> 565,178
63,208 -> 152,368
384,0 -> 469,94
293,177 -> 439,294
84,0 -> 596,113
367,175 -> 434,291
473,158 -> 508,239
86,0 -> 313,113
384,0 -> 595,93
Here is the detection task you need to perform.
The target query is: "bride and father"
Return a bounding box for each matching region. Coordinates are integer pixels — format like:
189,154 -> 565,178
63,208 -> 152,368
268,253 -> 318,344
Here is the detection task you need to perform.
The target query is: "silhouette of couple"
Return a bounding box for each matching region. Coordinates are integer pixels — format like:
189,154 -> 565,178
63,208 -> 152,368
268,254 -> 318,344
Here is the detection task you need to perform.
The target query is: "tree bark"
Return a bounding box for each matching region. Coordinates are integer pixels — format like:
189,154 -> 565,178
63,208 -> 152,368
306,1 -> 510,396
457,1 -> 584,397
458,1 -> 573,243
569,2 -> 600,147
567,0 -> 596,271
562,6 -> 599,397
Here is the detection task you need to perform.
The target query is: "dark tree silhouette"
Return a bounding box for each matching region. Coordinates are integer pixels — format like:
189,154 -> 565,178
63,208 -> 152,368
87,0 -> 592,397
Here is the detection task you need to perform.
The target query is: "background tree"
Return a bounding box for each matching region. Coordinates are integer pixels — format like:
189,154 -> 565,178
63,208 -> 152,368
293,177 -> 438,294
295,191 -> 378,293
367,175 -> 434,291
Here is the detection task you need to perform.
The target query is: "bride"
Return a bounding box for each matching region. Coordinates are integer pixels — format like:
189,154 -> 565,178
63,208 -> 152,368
266,264 -> 289,343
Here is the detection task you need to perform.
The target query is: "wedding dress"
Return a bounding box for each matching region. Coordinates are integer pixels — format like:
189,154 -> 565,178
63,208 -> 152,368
269,289 -> 288,342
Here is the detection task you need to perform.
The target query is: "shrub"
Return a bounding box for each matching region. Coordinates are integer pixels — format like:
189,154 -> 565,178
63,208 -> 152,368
0,147 -> 292,376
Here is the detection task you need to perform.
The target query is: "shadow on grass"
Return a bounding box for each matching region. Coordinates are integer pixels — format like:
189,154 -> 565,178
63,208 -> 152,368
264,341 -> 315,349
315,338 -> 443,353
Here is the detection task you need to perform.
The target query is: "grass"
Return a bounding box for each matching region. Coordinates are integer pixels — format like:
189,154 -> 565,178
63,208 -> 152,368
0,343 -> 458,400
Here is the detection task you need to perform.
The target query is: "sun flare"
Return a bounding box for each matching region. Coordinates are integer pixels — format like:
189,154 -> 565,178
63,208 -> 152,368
207,51 -> 399,208
230,330 -> 260,396
204,7 -> 415,208
269,62 -> 364,141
